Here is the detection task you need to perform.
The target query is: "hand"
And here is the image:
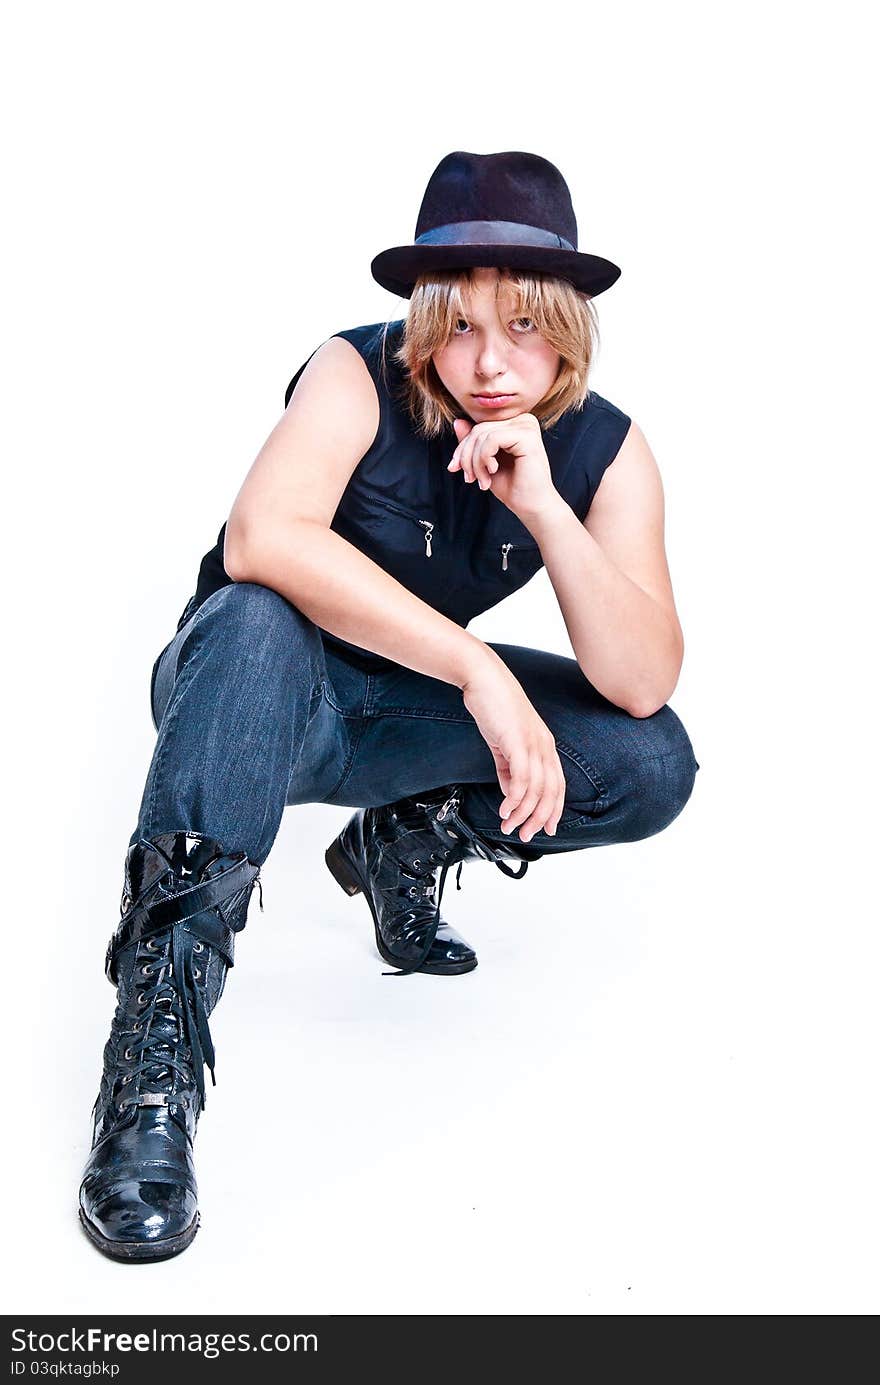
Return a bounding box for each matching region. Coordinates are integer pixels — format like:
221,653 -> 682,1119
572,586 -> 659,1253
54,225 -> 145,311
460,653 -> 566,842
449,413 -> 556,522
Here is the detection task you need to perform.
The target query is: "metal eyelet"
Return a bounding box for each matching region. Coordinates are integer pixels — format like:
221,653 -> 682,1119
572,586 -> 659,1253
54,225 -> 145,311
137,993 -> 148,1006
193,968 -> 202,981
133,1021 -> 142,1032
122,1073 -> 133,1084
141,964 -> 152,977
124,1047 -> 135,1060
145,938 -> 158,952
412,860 -> 421,869
408,887 -> 417,898
193,941 -> 204,954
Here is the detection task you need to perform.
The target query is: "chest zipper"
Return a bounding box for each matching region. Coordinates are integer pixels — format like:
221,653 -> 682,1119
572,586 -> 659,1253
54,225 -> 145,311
373,498 -> 434,557
500,542 -> 536,571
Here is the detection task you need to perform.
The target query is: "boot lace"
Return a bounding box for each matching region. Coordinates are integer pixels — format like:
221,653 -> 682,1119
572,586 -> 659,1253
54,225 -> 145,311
113,871 -> 264,1117
381,792 -> 528,977
116,927 -> 213,1113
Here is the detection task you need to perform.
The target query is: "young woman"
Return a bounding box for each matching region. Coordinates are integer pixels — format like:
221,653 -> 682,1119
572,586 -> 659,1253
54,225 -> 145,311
78,150 -> 700,1263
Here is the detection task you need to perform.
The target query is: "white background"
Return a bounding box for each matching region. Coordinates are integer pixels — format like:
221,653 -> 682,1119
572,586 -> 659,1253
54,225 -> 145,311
3,0 -> 877,1315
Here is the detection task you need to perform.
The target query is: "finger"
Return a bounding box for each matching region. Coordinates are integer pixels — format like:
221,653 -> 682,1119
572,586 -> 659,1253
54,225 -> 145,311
471,433 -> 489,488
498,751 -> 529,820
548,762 -> 567,835
533,758 -> 566,838
474,434 -> 497,490
464,431 -> 480,483
511,747 -> 564,840
517,784 -> 558,841
448,440 -> 465,474
455,432 -> 472,482
464,427 -> 488,484
502,781 -> 543,837
489,747 -> 512,799
500,753 -> 543,834
519,756 -> 564,839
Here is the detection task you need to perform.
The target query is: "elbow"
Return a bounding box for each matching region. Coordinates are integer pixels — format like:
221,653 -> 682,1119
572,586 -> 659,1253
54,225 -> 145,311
221,515 -> 325,585
625,697 -> 667,720
576,668 -> 676,719
625,670 -> 682,719
222,519 -> 250,581
628,632 -> 685,718
223,549 -> 248,582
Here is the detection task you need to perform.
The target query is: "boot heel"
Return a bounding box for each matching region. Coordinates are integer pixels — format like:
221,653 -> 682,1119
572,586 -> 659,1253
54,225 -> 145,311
325,836 -> 363,896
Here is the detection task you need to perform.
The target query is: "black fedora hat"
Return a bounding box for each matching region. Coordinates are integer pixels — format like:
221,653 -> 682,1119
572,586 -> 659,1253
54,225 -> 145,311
371,149 -> 621,300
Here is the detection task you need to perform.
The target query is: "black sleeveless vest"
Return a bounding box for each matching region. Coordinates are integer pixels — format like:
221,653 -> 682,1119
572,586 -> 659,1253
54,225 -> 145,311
181,319 -> 632,671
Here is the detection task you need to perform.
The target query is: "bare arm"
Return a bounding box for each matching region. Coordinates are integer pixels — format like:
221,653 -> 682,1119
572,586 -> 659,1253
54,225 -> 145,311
523,422 -> 685,717
230,517 -> 497,688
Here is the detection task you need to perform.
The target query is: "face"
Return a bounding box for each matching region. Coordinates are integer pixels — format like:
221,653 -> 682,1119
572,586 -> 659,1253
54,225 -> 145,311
431,267 -> 561,421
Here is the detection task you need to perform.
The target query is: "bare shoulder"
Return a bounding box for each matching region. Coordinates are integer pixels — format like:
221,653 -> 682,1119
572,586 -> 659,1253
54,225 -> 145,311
585,420 -> 682,631
588,421 -> 662,520
224,335 -> 381,572
282,333 -> 380,443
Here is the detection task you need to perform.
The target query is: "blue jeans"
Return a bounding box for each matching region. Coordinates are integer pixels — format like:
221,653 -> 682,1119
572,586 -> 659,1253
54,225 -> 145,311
133,582 -> 700,866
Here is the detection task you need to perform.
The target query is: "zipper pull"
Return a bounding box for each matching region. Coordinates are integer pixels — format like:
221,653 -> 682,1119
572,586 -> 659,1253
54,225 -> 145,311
436,792 -> 461,823
420,520 -> 434,557
501,542 -> 512,572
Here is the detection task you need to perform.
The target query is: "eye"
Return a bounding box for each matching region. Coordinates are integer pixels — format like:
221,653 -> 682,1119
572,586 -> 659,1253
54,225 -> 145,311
452,318 -> 471,335
511,316 -> 535,332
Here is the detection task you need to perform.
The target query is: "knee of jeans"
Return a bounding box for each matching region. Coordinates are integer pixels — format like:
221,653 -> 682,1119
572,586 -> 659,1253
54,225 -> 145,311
618,709 -> 700,840
637,748 -> 698,838
635,702 -> 698,760
601,709 -> 698,836
196,581 -> 319,667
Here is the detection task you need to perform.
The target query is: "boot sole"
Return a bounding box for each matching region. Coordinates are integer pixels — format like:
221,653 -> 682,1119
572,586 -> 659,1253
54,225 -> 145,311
324,833 -> 478,976
78,1206 -> 200,1263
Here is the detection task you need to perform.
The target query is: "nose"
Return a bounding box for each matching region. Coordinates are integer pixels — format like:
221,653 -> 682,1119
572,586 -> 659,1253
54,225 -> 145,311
474,332 -> 509,380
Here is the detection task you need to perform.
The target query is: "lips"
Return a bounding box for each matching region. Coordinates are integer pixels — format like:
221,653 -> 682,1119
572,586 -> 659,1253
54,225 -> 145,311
472,393 -> 516,405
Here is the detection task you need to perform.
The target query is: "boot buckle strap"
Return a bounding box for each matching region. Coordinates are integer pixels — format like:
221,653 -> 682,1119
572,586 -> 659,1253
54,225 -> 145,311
123,856 -> 258,932
106,857 -> 259,980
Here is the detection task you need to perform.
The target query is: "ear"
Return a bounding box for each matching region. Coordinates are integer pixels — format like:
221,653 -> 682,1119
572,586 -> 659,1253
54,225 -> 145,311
453,418 -> 474,441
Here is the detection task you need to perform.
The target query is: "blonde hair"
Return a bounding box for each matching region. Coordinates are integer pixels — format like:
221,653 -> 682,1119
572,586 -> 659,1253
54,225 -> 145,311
380,266 -> 600,437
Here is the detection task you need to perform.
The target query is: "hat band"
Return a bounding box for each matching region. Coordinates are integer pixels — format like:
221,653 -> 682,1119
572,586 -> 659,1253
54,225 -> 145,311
414,219 -> 575,252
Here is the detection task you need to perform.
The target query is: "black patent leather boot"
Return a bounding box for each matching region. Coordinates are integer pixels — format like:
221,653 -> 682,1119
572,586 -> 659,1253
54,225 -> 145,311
78,830 -> 262,1262
324,784 -> 542,976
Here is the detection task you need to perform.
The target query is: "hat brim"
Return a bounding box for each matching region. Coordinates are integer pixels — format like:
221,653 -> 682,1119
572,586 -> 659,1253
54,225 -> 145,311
370,243 -> 621,299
